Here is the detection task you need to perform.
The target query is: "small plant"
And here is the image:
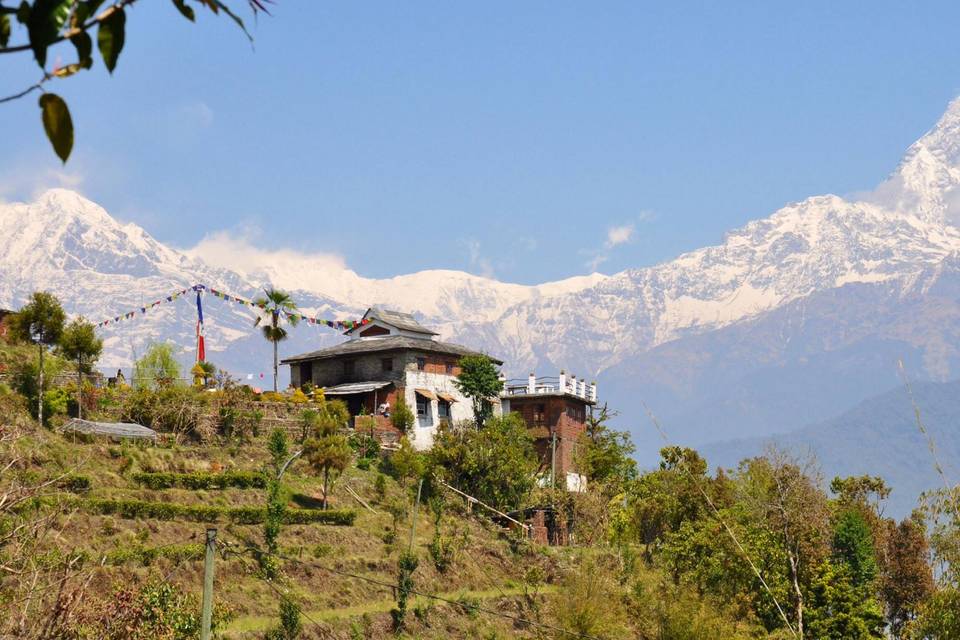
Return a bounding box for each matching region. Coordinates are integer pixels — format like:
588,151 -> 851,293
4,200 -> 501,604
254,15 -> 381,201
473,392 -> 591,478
390,551 -> 419,632
391,400 -> 415,433
374,473 -> 388,503
58,474 -> 91,493
265,598 -> 302,640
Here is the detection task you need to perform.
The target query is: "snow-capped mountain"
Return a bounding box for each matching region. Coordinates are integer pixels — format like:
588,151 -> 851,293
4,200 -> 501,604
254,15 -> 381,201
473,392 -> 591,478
6,98 -> 960,463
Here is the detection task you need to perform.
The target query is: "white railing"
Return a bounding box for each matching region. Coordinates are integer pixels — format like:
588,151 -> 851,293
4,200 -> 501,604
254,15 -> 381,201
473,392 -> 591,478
502,372 -> 597,402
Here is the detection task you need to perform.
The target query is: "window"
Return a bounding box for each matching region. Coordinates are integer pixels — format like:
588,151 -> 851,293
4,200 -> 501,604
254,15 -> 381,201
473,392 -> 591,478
416,356 -> 426,371
534,404 -> 546,427
438,400 -> 451,419
416,396 -> 428,417
343,360 -> 355,377
381,358 -> 393,372
445,361 -> 455,375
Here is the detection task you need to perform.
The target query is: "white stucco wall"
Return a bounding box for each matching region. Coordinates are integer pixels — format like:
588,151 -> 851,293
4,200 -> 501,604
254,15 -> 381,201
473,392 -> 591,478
403,370 -> 476,450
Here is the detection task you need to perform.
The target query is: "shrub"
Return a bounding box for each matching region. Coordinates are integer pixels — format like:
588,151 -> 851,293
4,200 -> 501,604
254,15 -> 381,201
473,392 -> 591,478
77,498 -> 356,526
131,470 -> 267,491
105,543 -> 205,566
58,474 -> 91,493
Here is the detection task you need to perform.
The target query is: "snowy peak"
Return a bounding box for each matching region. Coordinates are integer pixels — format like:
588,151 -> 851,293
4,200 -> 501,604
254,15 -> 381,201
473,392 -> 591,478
0,189 -> 191,279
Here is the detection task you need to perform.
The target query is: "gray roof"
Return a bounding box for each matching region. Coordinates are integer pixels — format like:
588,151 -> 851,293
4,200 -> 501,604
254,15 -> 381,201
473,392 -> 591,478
282,334 -> 502,365
323,381 -> 392,395
356,307 -> 438,336
60,419 -> 158,441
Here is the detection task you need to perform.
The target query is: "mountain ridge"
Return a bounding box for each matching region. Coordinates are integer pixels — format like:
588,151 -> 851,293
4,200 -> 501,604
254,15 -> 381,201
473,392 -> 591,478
5,101 -> 960,496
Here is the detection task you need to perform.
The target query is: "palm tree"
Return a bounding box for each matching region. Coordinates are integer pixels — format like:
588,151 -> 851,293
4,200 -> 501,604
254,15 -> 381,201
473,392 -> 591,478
253,287 -> 299,392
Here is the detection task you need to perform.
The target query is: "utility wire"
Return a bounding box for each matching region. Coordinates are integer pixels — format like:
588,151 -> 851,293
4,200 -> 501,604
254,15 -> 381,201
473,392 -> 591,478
218,536 -> 604,640
641,403 -> 800,640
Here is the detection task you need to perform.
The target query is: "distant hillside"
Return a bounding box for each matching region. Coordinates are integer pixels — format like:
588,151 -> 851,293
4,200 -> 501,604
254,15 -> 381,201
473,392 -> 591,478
700,379 -> 960,518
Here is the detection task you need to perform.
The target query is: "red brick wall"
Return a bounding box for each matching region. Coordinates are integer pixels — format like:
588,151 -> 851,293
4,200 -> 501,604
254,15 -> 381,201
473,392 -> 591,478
507,396 -> 588,477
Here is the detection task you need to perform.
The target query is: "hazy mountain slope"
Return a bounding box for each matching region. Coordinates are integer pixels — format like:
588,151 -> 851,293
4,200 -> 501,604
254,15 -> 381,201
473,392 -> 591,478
602,252 -> 960,458
699,379 -> 960,519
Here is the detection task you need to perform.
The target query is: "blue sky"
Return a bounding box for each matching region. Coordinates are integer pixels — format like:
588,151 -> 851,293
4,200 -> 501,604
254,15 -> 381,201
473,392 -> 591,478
4,1 -> 960,283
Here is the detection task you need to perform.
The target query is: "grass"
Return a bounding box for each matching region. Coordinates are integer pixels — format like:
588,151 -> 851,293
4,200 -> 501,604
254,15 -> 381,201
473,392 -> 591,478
5,418 -> 562,639
224,584 -> 561,635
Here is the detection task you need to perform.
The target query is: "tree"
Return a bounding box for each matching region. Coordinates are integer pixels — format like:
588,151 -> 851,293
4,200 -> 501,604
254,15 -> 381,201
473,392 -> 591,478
832,509 -> 878,589
57,316 -> 102,419
736,450 -> 831,638
132,342 -> 181,389
391,399 -> 415,433
881,517 -> 934,638
303,400 -> 352,509
453,354 -> 503,428
11,291 -> 66,425
575,403 -> 637,491
429,413 -> 537,509
190,360 -> 216,388
1,0 -> 271,163
804,561 -> 885,640
253,287 -> 299,393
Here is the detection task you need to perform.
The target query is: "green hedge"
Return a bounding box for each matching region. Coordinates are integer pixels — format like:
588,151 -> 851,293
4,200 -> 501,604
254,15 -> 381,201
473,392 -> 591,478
79,498 -> 355,526
58,474 -> 92,492
105,543 -> 205,566
132,471 -> 267,491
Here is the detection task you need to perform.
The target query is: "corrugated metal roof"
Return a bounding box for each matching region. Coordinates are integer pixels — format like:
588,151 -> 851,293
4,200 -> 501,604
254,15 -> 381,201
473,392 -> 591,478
360,307 -> 438,335
281,335 -> 502,365
322,381 -> 392,395
60,419 -> 157,441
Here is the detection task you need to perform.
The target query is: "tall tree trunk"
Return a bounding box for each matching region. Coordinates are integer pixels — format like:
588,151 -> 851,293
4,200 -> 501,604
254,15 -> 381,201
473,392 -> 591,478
273,339 -> 278,392
38,344 -> 44,425
788,550 -> 804,638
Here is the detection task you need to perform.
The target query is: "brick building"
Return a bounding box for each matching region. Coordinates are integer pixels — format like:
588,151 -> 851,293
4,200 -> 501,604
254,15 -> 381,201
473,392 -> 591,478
501,371 -> 597,492
281,307 -> 502,449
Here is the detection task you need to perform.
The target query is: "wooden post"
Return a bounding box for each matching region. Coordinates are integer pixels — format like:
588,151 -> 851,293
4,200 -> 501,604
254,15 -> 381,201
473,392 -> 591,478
37,341 -> 44,426
200,528 -> 217,640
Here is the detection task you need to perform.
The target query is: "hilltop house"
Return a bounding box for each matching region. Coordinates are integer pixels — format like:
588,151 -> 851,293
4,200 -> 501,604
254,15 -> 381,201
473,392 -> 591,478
502,372 -> 596,492
281,307 -> 500,449
281,307 -> 597,491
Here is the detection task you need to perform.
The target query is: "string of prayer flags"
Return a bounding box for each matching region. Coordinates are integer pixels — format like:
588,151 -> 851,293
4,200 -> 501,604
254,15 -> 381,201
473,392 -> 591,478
94,283 -> 367,333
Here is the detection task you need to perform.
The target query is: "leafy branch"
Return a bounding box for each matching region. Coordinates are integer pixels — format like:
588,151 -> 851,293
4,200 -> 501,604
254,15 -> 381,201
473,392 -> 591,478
0,0 -> 273,162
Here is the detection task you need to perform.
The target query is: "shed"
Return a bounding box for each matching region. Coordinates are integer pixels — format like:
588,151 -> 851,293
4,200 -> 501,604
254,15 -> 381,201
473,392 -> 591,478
59,419 -> 158,442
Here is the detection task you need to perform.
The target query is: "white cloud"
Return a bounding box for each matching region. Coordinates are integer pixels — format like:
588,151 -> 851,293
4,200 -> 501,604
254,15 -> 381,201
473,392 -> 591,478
184,226 -> 350,292
583,219 -> 645,272
0,165 -> 85,203
604,224 -> 635,248
463,238 -> 496,279
180,101 -> 214,128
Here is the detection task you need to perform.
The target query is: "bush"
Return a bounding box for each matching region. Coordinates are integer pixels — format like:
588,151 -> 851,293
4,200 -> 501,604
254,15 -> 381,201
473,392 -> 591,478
105,542 -> 205,566
58,474 -> 91,492
132,470 -> 267,490
77,498 -> 356,526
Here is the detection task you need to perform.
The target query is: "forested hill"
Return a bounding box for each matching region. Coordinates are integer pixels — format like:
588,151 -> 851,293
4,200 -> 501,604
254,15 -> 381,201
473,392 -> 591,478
701,379 -> 960,518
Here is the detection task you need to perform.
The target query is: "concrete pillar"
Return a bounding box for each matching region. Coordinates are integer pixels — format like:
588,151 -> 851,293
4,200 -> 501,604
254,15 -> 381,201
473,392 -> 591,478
558,370 -> 566,394
590,381 -> 597,403
528,372 -> 536,394
579,379 -> 586,398
569,374 -> 576,395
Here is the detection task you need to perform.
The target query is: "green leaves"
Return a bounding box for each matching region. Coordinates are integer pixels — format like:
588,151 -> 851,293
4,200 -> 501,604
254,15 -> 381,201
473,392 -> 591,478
171,0 -> 196,22
70,30 -> 93,67
0,13 -> 10,48
26,0 -> 73,67
38,93 -> 73,163
96,6 -> 125,73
